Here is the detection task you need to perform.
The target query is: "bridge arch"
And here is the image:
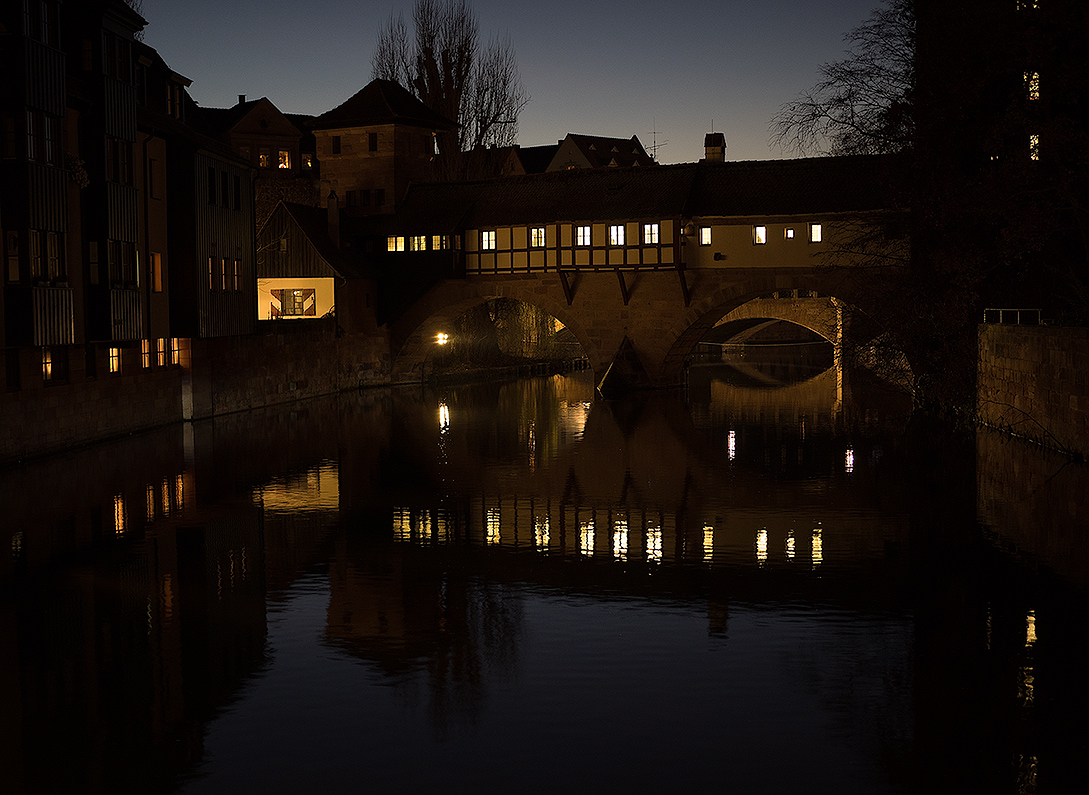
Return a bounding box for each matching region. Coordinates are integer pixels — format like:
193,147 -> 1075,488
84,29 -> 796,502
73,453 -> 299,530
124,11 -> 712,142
389,270 -> 883,389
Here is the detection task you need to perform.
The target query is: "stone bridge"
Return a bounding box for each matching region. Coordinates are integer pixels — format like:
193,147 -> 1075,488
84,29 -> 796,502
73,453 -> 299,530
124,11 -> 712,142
388,268 -> 863,391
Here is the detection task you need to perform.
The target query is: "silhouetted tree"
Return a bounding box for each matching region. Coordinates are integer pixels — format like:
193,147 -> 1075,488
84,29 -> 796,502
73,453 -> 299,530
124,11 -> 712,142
771,0 -> 914,156
372,0 -> 529,178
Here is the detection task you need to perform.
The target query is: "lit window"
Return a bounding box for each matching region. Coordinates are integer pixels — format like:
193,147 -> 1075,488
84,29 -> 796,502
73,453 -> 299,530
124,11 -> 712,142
141,339 -> 150,368
431,235 -> 446,250
109,347 -> 120,373
157,338 -> 165,366
754,225 -> 767,245
785,228 -> 795,240
41,347 -> 52,380
151,252 -> 162,292
609,225 -> 625,246
258,149 -> 269,168
410,235 -> 427,251
481,230 -> 497,250
277,150 -> 290,169
1026,71 -> 1040,101
808,223 -> 822,243
302,154 -> 313,168
1029,134 -> 1040,161
233,259 -> 242,291
699,226 -> 711,246
170,338 -> 180,366
387,236 -> 405,252
530,226 -> 545,247
643,223 -> 659,244
576,225 -> 591,246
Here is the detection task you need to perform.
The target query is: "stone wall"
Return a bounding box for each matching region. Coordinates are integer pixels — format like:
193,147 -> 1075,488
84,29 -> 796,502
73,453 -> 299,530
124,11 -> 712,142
0,351 -> 184,465
978,324 -> 1089,457
189,318 -> 390,419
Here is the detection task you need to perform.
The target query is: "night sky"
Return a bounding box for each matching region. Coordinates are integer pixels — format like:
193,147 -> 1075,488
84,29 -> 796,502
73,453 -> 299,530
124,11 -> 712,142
141,0 -> 879,163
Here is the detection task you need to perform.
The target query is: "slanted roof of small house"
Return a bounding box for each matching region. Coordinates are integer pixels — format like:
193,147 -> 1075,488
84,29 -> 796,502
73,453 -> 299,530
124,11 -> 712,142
309,79 -> 457,132
196,97 -> 303,141
507,143 -> 560,174
259,202 -> 369,280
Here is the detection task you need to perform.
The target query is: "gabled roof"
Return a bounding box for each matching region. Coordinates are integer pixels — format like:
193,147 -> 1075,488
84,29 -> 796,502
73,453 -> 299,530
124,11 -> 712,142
506,143 -> 560,174
309,79 -> 456,132
547,134 -> 655,171
263,202 -> 368,280
196,97 -> 303,140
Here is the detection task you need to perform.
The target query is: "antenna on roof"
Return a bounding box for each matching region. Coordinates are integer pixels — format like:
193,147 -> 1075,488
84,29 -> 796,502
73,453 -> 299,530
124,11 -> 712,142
648,117 -> 667,163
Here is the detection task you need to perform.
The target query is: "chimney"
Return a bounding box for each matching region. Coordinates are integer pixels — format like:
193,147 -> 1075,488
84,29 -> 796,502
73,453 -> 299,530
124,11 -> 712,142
238,94 -> 246,105
327,190 -> 340,248
704,132 -> 726,162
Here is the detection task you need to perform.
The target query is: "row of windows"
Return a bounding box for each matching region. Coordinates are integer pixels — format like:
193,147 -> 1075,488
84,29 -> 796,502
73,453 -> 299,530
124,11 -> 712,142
26,339 -> 182,388
471,222 -> 823,250
387,235 -> 450,252
238,146 -> 313,170
4,229 -> 66,283
206,167 -> 244,210
347,188 -> 385,208
208,258 -> 244,292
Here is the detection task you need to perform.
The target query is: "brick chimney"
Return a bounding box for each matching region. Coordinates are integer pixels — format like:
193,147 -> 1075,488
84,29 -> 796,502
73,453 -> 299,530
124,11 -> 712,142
704,132 -> 726,162
327,190 -> 340,248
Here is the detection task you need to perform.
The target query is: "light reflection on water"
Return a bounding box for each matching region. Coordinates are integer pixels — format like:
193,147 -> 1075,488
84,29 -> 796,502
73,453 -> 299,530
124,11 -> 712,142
3,365 -> 1089,794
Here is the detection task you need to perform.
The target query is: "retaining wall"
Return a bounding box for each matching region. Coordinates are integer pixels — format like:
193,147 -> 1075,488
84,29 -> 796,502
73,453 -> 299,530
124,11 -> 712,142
978,324 -> 1089,457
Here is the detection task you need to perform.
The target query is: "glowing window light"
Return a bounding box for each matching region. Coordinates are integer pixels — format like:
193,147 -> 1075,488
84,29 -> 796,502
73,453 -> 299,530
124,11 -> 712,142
419,510 -> 432,541
114,494 -> 126,535
809,223 -> 822,243
1026,71 -> 1040,100
1026,610 -> 1036,646
487,507 -> 501,544
436,332 -> 449,345
109,347 -> 121,373
703,525 -> 714,562
438,401 -> 450,431
786,530 -> 796,560
756,527 -> 768,564
646,525 -> 662,562
613,519 -> 628,560
1029,133 -> 1040,161
753,225 -> 767,245
162,478 -> 171,515
394,507 -> 413,541
535,515 -> 550,550
812,527 -> 823,566
175,474 -> 184,509
580,519 -> 595,556
146,485 -> 155,523
845,448 -> 855,473
727,429 -> 736,461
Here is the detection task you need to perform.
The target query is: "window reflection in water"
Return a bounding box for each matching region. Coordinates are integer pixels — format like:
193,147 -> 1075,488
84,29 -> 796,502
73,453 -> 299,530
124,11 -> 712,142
114,494 -> 126,535
646,525 -> 662,562
756,527 -> 768,564
534,515 -> 550,550
786,529 -> 796,560
845,448 -> 855,473
580,519 -> 594,556
727,429 -> 736,461
703,525 -> 714,563
613,518 -> 628,561
487,507 -> 501,544
438,401 -> 450,432
812,526 -> 823,567
1020,610 -> 1036,707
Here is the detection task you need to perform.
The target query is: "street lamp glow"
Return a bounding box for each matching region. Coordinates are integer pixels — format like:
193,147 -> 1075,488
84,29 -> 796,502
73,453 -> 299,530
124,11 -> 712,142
436,332 -> 449,345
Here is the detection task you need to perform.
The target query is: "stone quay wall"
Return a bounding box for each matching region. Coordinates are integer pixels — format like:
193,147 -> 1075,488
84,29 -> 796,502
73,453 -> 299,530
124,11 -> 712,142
978,324 -> 1089,458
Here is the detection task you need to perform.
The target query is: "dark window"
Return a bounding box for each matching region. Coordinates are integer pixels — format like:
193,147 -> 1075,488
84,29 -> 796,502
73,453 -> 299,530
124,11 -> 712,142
6,349 -> 21,392
234,260 -> 242,291
221,171 -> 230,207
28,229 -> 43,279
106,137 -> 133,183
41,346 -> 69,384
85,345 -> 97,380
375,188 -> 385,206
88,241 -> 99,285
5,231 -> 18,282
346,190 -> 356,208
331,135 -> 341,155
207,166 -> 216,205
1,114 -> 15,159
45,230 -> 64,280
360,190 -> 370,207
368,132 -> 378,152
233,175 -> 242,210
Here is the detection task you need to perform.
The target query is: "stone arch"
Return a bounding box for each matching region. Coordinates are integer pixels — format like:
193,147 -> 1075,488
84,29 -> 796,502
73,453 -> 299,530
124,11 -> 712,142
388,276 -> 593,382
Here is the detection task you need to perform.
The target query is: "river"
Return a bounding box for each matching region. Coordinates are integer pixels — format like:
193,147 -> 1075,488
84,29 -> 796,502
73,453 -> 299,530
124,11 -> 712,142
2,354 -> 1088,794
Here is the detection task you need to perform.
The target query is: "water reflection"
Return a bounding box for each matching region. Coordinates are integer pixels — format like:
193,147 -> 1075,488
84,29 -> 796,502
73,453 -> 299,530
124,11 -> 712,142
1,369 -> 1088,793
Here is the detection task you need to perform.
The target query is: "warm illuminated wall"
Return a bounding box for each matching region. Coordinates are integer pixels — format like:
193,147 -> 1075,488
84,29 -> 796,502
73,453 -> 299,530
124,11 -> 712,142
257,277 -> 335,320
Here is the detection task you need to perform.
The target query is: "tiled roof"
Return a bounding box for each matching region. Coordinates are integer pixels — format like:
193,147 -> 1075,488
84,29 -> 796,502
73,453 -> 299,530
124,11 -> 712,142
382,155 -> 899,233
551,134 -> 654,170
309,79 -> 456,131
512,144 -> 559,174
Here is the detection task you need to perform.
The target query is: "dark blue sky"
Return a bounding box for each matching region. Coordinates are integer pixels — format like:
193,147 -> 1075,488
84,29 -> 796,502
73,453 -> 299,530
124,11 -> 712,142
142,0 -> 878,163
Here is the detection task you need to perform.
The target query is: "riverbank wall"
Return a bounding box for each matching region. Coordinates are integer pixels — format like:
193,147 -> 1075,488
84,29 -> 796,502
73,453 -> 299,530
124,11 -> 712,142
977,324 -> 1089,458
1,319 -> 390,466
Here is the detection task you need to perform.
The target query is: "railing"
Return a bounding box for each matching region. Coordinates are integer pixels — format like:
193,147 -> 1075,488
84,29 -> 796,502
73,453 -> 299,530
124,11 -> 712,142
983,308 -> 1042,325
31,285 -> 74,346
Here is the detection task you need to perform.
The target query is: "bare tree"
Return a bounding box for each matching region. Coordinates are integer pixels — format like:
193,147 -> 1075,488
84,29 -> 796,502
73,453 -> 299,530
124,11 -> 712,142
372,0 -> 529,177
771,0 -> 914,156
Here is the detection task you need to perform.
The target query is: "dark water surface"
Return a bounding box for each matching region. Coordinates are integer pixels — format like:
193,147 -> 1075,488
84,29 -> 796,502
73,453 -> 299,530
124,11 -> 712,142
3,361 -> 1088,794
